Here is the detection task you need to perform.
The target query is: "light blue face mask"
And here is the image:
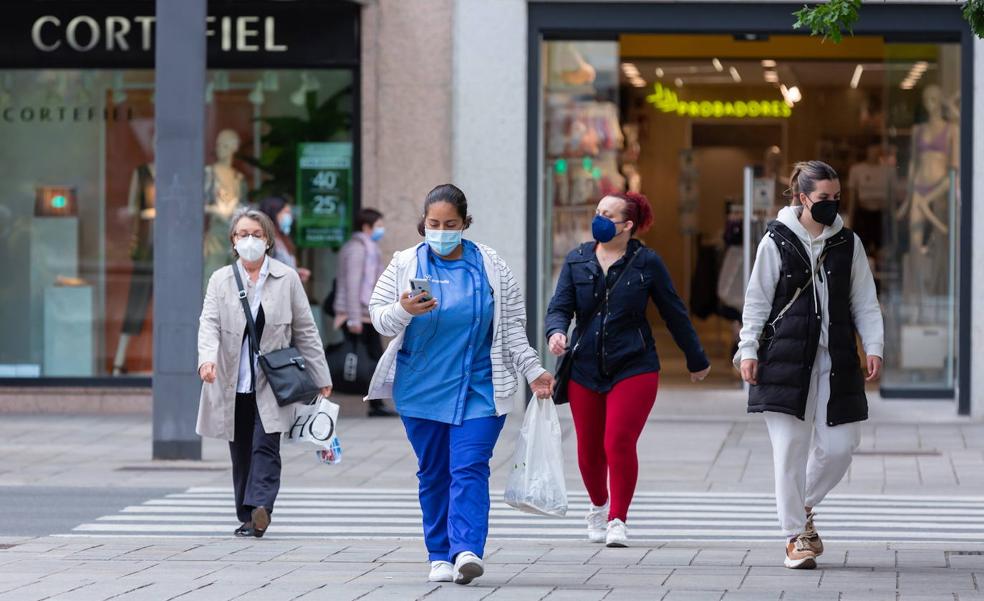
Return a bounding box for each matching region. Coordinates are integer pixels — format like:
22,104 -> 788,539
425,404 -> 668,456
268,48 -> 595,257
425,228 -> 462,256
278,212 -> 293,236
370,226 -> 385,242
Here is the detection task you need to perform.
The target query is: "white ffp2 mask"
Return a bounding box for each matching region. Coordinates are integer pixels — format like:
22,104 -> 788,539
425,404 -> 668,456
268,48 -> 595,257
235,236 -> 266,262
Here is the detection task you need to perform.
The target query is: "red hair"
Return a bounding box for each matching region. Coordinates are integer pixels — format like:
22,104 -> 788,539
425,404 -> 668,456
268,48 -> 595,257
609,192 -> 654,234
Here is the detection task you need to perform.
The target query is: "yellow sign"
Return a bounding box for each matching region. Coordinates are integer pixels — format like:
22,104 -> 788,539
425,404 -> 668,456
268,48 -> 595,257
646,83 -> 792,119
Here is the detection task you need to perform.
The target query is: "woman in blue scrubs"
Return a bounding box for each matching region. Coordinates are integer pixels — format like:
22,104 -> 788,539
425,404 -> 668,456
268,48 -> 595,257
366,184 -> 555,585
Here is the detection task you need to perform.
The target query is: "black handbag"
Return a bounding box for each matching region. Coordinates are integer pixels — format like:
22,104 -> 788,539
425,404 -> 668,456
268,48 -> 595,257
233,265 -> 321,407
553,248 -> 642,404
324,331 -> 375,394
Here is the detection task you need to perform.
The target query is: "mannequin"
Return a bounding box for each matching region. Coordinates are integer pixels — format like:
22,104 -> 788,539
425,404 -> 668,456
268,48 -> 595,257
113,163 -> 156,375
203,129 -> 249,287
556,43 -> 596,86
620,123 -> 642,193
898,85 -> 959,318
847,144 -> 893,255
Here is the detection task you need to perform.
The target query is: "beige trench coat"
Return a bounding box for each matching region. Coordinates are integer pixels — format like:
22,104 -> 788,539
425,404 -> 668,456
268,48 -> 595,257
196,258 -> 332,441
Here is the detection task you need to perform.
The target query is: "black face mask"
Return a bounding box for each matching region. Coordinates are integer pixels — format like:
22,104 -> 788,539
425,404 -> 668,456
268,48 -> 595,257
807,199 -> 839,227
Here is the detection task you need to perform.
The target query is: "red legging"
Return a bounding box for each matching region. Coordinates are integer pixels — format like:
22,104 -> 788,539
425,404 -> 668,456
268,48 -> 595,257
567,372 -> 659,523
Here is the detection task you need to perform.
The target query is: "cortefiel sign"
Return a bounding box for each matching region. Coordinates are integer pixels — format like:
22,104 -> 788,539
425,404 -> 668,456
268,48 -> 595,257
0,0 -> 359,68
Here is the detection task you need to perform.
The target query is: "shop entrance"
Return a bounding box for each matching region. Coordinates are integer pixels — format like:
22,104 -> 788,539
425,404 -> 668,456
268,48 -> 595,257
539,33 -> 963,395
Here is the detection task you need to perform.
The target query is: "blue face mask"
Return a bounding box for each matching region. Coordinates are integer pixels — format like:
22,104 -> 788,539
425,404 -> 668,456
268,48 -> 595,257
425,228 -> 462,256
278,213 -> 293,236
591,214 -> 626,244
370,226 -> 385,242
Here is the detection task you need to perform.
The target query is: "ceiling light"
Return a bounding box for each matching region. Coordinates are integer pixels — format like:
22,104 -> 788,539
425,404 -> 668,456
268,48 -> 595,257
729,66 -> 742,83
655,67 -> 664,78
712,58 -> 723,72
675,78 -> 684,88
850,64 -> 864,89
780,84 -> 802,107
762,59 -> 777,68
899,61 -> 930,90
621,62 -> 640,77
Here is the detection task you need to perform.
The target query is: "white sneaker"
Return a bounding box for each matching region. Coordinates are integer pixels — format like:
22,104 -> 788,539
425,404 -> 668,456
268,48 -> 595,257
428,561 -> 454,582
606,519 -> 628,547
586,502 -> 609,543
453,551 -> 484,585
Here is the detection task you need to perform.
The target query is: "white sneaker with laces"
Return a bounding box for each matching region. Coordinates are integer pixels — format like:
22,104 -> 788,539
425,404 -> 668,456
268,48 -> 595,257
428,561 -> 454,582
586,502 -> 609,543
606,518 -> 628,548
453,551 -> 484,585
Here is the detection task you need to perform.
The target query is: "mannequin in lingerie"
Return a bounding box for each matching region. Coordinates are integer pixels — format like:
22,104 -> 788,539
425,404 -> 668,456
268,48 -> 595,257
113,163 -> 156,375
897,84 -> 959,321
203,129 -> 249,287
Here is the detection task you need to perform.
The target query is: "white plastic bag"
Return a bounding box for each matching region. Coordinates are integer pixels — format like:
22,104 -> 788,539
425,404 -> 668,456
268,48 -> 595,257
283,396 -> 339,451
503,396 -> 568,517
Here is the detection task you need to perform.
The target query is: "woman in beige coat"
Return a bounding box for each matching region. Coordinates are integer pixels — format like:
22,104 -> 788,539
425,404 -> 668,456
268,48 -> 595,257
197,208 -> 332,538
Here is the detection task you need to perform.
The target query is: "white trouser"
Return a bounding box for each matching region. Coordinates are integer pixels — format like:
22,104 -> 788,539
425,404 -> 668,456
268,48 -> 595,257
764,347 -> 861,538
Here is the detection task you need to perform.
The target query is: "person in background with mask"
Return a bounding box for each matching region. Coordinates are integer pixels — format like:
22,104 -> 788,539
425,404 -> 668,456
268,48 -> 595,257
735,160 -> 883,570
258,196 -> 311,283
546,192 -> 711,549
333,208 -> 395,417
196,208 -> 332,539
365,184 -> 554,585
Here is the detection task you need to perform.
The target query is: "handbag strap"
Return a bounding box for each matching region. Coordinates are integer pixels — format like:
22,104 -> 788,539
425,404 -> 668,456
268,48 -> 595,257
570,246 -> 643,352
231,263 -> 261,357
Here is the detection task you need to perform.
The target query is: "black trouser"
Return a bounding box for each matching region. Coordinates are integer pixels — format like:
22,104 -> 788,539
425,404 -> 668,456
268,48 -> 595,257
229,392 -> 282,523
363,323 -> 389,411
853,207 -> 883,254
363,322 -> 383,361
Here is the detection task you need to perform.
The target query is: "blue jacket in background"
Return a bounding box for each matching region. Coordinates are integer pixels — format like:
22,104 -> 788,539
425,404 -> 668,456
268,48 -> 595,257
545,239 -> 710,393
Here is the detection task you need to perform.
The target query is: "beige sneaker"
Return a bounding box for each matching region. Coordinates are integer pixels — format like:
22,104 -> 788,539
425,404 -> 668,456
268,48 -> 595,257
784,533 -> 817,569
803,511 -> 824,556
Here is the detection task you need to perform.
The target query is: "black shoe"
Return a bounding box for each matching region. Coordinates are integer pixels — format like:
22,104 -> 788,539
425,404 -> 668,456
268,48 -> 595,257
251,507 -> 270,538
234,522 -> 254,537
367,399 -> 398,417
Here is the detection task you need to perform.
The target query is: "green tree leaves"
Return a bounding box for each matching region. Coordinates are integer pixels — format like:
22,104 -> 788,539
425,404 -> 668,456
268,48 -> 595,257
792,0 -> 862,43
795,0 -> 983,43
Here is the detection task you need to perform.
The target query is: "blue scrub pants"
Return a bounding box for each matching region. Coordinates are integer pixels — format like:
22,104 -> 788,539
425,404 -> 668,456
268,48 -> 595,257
402,414 -> 507,562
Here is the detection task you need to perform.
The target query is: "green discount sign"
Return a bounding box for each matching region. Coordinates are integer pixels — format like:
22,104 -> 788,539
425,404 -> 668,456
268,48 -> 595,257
295,142 -> 352,248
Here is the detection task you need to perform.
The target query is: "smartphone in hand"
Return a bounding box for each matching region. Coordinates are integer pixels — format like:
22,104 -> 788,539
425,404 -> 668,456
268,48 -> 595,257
409,278 -> 433,302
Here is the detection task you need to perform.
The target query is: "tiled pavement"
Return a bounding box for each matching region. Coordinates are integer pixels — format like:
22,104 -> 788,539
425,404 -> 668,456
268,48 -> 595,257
2,537 -> 984,600
2,388 -> 984,598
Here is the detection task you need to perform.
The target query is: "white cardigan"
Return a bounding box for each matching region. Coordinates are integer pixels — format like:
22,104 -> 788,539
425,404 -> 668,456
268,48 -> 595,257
365,242 -> 547,416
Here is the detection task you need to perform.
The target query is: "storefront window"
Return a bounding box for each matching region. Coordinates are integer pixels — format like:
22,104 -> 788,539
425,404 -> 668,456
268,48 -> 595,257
880,44 -> 961,393
539,41 -> 621,347
538,34 -> 963,396
0,68 -> 353,379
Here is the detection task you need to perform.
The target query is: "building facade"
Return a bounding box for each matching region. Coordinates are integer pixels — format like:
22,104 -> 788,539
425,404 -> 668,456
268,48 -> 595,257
1,0 -> 980,422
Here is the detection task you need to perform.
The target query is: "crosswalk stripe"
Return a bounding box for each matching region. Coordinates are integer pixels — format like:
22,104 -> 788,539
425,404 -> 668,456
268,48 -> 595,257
67,488 -> 984,543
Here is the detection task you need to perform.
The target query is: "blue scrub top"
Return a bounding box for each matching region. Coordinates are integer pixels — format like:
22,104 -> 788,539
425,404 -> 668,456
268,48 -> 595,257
393,241 -> 496,425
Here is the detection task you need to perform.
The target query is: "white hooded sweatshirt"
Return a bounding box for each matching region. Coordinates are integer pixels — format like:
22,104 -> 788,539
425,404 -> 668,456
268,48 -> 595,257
733,205 -> 884,369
